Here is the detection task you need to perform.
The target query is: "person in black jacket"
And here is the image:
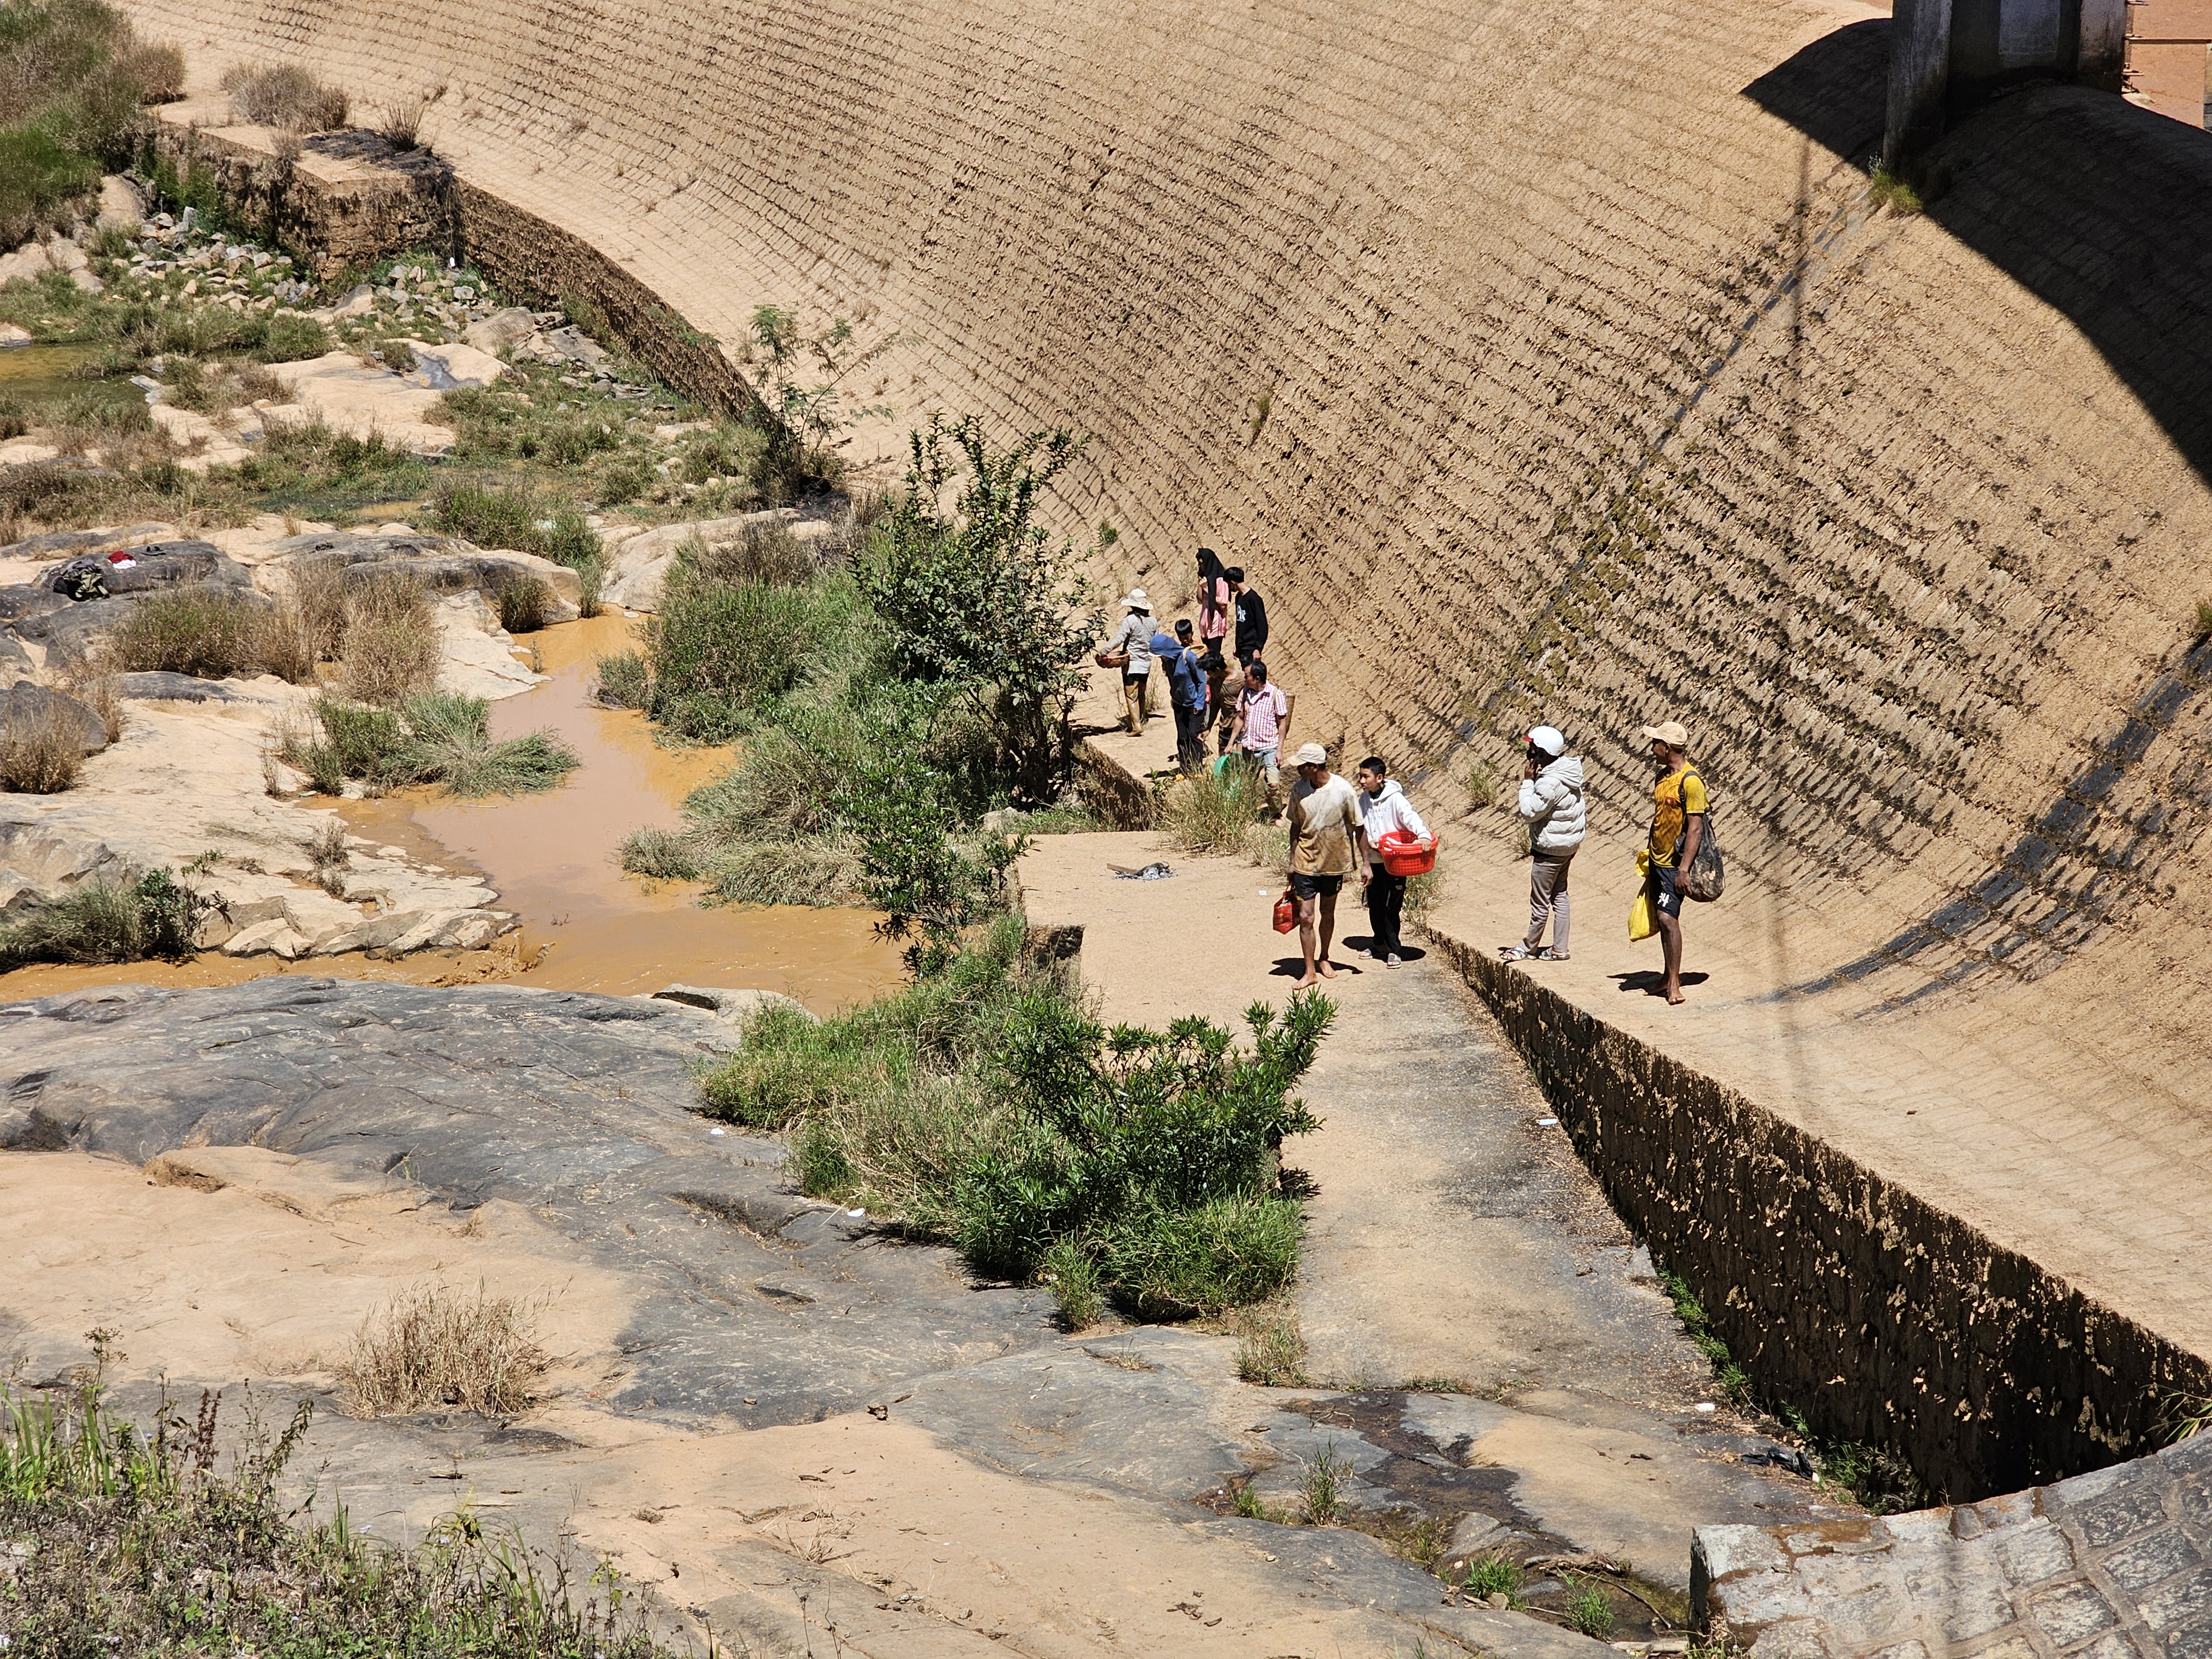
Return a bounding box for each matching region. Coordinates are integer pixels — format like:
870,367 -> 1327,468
1225,567 -> 1269,666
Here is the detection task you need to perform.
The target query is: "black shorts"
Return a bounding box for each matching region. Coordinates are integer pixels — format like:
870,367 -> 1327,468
1289,872 -> 1343,900
1648,860 -> 1683,919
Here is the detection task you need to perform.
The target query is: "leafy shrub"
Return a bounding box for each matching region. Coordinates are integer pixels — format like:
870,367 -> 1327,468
858,413 -> 1109,804
702,923 -> 1332,1317
0,1 -> 176,244
0,868 -> 205,968
253,309 -> 330,363
220,62 -> 348,131
594,647 -> 648,708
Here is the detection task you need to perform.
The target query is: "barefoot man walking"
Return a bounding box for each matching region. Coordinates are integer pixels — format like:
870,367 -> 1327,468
1640,719 -> 1706,1006
1285,742 -> 1362,988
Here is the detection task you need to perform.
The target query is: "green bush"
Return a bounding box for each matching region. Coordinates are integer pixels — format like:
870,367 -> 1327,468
486,570 -> 550,634
700,923 -> 1332,1317
645,571 -> 848,742
291,694 -> 580,799
0,869 -> 206,968
594,648 -> 648,708
0,1 -> 177,245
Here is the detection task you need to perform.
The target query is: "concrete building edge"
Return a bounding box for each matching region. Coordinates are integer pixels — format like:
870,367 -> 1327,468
1417,917 -> 2212,1504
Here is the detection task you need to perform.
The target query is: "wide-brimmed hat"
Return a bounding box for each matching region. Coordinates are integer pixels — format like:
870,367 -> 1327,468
1637,721 -> 1690,749
1290,742 -> 1328,768
1120,589 -> 1151,612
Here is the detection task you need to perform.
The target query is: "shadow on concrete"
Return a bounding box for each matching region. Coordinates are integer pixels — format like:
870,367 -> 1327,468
1744,23 -> 2212,487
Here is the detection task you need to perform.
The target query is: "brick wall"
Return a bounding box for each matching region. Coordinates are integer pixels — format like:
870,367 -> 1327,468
1422,919 -> 2212,1502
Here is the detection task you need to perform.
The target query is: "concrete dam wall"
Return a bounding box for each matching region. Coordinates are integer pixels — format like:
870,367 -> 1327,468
128,0 -> 2212,1487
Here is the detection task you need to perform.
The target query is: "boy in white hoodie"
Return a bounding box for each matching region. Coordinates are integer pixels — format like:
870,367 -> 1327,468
1355,756 -> 1430,967
1503,724 -> 1585,962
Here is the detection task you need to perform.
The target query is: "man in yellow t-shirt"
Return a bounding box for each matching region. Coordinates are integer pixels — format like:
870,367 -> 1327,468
1640,719 -> 1707,1006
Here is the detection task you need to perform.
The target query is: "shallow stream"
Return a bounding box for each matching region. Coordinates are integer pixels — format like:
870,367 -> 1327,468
0,615 -> 903,1014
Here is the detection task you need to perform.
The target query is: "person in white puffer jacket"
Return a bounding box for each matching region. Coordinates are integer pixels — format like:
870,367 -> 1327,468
1502,725 -> 1585,962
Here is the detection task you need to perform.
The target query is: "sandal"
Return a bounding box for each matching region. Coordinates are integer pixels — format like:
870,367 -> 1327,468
1535,947 -> 1570,962
1499,943 -> 1538,961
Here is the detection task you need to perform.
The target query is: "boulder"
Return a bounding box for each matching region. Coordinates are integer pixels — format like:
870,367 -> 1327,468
98,540 -> 254,594
400,339 -> 505,391
598,510 -> 822,613
649,984 -> 818,1028
0,682 -> 108,757
113,671 -> 246,703
96,175 -> 144,233
465,306 -> 539,356
542,324 -> 610,367
0,523 -> 175,562
0,323 -> 28,348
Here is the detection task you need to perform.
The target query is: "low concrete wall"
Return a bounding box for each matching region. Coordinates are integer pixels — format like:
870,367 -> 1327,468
450,182 -> 757,420
148,114 -> 760,420
1421,920 -> 2212,1503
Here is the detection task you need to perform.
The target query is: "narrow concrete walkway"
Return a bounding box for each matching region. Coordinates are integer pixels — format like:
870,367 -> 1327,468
1018,831 -> 1850,1580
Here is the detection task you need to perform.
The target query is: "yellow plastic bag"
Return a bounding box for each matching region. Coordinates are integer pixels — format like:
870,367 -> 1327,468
1628,849 -> 1656,942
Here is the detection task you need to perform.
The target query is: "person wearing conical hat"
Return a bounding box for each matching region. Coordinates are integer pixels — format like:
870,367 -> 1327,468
1102,589 -> 1156,736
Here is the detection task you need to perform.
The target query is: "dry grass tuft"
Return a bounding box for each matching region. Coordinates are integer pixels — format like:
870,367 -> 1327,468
337,571 -> 441,705
336,1282 -> 550,1418
102,589 -> 316,684
1232,1299 -> 1307,1386
221,61 -> 349,132
0,703 -> 84,793
377,96 -> 426,150
1158,763 -> 1271,855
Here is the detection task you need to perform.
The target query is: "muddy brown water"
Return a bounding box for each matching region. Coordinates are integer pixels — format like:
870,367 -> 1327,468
0,615 -> 903,1015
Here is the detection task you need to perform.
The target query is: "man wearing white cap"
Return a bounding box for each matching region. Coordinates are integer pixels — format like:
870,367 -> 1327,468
1501,724 -> 1585,963
1639,719 -> 1705,1005
1100,589 -> 1155,736
1285,742 -> 1361,987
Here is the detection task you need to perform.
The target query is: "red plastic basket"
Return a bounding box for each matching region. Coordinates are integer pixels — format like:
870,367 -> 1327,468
1376,830 -> 1437,877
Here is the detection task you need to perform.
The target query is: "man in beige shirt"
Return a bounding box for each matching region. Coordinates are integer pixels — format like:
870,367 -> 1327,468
1284,742 -> 1363,988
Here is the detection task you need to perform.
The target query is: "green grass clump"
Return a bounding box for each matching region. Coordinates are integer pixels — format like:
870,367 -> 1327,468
0,1363 -> 681,1653
102,588 -> 312,684
0,868 -> 203,968
1867,165 -> 1924,216
1566,1580 -> 1617,1640
1301,1441 -> 1345,1525
290,693 -> 579,799
594,648 -> 649,709
696,918 -> 1330,1318
2193,598 -> 2212,641
1463,1550 -> 1524,1604
615,825 -> 699,881
644,567 -> 853,743
1660,1268 -> 1750,1396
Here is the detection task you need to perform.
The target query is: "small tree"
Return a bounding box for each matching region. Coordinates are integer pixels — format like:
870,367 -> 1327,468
743,305 -> 900,483
859,413 -> 1111,804
840,682 -> 1020,977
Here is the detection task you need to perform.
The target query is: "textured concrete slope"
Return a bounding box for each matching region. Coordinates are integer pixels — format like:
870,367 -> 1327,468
122,0 -> 2212,1102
